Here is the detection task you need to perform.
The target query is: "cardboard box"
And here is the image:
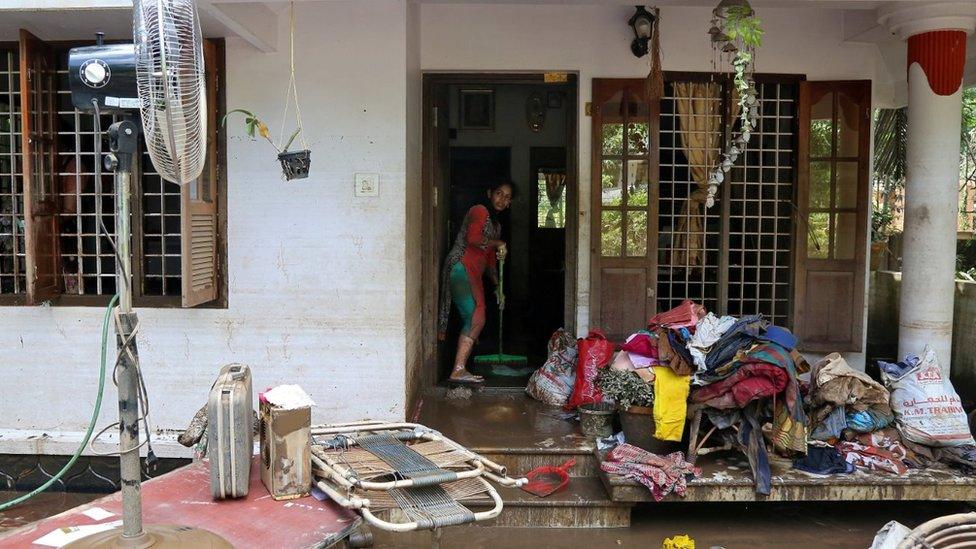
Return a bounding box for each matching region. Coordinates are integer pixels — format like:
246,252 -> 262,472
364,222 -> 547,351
259,400 -> 311,500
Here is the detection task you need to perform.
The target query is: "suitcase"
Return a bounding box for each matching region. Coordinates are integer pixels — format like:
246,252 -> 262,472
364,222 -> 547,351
208,363 -> 253,499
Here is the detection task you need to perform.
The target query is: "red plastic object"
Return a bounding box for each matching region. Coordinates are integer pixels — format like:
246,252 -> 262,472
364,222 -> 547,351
565,330 -> 614,411
520,458 -> 576,498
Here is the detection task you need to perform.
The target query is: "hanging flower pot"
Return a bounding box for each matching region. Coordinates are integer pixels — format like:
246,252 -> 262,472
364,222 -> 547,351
223,4 -> 311,182
278,149 -> 311,180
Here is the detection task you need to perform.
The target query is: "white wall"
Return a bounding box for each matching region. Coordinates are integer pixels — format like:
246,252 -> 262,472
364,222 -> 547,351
0,0 -> 416,456
422,3 -> 884,368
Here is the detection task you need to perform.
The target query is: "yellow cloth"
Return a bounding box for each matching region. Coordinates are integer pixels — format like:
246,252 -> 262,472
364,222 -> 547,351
653,366 -> 691,442
663,534 -> 695,549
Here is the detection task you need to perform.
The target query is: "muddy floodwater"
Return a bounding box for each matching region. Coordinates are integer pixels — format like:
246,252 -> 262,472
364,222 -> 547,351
3,489 -> 969,548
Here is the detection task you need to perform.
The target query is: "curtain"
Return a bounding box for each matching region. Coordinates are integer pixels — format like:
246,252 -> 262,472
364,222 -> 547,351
671,82 -> 740,269
543,172 -> 566,227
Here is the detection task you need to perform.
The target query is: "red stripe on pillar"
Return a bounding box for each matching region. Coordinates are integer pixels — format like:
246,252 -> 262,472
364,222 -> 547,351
907,30 -> 967,96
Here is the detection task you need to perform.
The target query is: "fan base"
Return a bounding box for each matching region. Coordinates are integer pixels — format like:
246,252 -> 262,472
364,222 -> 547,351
63,524 -> 232,549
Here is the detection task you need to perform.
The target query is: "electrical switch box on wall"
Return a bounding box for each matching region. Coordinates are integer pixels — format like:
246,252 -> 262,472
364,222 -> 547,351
355,173 -> 379,197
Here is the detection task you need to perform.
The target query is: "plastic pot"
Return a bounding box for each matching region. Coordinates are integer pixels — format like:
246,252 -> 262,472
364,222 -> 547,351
578,402 -> 615,437
278,149 -> 311,180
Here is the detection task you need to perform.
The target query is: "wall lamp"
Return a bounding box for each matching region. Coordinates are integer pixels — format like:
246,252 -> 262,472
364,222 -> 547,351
628,5 -> 656,57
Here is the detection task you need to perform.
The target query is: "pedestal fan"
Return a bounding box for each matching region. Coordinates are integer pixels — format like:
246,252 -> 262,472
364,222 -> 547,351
65,0 -> 228,546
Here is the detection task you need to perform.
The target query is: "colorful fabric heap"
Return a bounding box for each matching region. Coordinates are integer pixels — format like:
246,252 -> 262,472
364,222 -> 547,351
600,443 -> 700,502
686,313 -> 737,371
806,353 -> 891,441
648,299 -> 706,331
698,315 -> 767,383
690,341 -> 806,494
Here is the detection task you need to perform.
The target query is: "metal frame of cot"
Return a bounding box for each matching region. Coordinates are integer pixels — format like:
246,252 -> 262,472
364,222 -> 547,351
310,421 -> 525,533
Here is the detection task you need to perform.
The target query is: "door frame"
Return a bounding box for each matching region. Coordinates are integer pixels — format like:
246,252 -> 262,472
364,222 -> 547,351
420,72 -> 580,392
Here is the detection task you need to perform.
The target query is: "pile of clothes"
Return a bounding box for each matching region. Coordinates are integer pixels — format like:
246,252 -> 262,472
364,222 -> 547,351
531,301 -> 976,500
599,443 -> 700,502
796,349 -> 976,477
606,300 -> 807,495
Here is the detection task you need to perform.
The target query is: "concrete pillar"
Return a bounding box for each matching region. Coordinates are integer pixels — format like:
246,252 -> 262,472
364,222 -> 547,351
879,2 -> 976,369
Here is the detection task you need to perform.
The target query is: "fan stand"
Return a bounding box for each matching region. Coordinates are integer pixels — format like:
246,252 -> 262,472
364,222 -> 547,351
66,118 -> 230,549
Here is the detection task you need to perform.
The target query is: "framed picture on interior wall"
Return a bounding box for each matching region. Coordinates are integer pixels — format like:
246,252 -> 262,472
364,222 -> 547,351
459,88 -> 494,130
547,91 -> 563,109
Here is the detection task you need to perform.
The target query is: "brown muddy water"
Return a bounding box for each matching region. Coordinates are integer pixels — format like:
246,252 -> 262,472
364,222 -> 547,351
0,490 -> 103,534
2,490 -> 971,547
372,501 -> 974,548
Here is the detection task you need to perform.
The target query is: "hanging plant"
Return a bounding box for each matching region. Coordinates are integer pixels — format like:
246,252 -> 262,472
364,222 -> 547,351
222,109 -> 309,180
223,2 -> 310,181
705,0 -> 764,208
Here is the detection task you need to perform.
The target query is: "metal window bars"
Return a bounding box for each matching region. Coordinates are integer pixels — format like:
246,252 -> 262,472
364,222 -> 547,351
657,80 -> 796,326
0,50 -> 26,295
53,51 -> 182,297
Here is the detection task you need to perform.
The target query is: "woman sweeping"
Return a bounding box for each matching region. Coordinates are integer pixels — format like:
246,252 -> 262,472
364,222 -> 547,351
438,182 -> 513,384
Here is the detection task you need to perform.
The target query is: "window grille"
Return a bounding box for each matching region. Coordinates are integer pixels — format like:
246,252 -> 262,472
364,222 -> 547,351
0,50 -> 25,295
657,79 -> 797,326
726,82 -> 796,326
53,51 -> 182,297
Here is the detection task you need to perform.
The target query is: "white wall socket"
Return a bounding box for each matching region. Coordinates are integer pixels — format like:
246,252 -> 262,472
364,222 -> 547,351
355,173 -> 379,197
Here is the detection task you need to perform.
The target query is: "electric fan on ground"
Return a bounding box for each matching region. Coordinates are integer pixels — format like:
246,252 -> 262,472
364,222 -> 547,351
65,0 -> 228,546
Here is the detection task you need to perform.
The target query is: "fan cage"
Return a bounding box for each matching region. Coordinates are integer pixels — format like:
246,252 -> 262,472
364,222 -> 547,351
134,0 -> 207,185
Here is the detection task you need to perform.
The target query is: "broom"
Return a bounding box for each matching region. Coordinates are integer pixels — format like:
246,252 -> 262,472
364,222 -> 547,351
474,257 -> 528,372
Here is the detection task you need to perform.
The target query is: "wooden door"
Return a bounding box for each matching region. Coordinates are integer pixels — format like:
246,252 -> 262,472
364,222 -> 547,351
590,79 -> 658,341
20,30 -> 60,304
794,81 -> 870,352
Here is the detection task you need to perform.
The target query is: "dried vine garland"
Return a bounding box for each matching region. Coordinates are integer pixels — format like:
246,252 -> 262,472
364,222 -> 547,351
705,0 -> 764,208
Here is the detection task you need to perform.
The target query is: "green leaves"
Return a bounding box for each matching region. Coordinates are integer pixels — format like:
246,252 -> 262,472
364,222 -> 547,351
222,108 -> 302,153
596,367 -> 654,410
724,6 -> 764,48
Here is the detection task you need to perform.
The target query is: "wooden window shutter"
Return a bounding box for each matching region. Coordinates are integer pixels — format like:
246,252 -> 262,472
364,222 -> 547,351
794,80 -> 871,352
180,39 -> 219,307
19,30 -> 60,304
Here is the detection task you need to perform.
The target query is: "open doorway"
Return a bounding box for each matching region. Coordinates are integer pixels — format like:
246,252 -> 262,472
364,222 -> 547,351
422,73 -> 578,389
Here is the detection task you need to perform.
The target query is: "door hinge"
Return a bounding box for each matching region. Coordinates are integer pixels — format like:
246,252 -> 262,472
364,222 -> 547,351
647,287 -> 656,299
432,106 -> 438,128
585,102 -> 592,117
433,186 -> 438,208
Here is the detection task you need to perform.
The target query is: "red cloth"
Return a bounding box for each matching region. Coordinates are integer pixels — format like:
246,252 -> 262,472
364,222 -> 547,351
690,363 -> 789,409
460,205 -> 499,336
621,333 -> 658,358
600,444 -> 700,502
648,300 -> 705,330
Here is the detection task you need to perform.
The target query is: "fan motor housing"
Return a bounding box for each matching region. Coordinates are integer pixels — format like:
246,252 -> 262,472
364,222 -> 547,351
68,44 -> 138,113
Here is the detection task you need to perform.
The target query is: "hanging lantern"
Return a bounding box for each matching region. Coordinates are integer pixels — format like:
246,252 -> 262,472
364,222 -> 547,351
628,6 -> 656,57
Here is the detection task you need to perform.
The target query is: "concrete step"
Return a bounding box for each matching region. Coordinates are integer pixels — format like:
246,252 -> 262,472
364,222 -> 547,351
477,447 -> 598,478
470,476 -> 632,528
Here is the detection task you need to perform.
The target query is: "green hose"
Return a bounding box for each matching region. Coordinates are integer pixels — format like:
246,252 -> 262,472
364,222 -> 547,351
0,295 -> 118,512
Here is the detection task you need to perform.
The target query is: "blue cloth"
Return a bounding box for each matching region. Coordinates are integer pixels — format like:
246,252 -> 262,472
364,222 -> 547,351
760,325 -> 797,351
878,355 -> 922,379
702,315 -> 766,380
846,407 -> 893,433
810,406 -> 847,441
793,445 -> 854,475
